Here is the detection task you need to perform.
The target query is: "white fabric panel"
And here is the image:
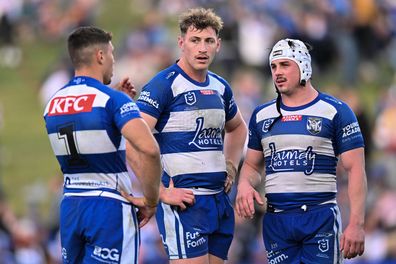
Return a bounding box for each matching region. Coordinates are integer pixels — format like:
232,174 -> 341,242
162,109 -> 225,133
49,130 -> 116,155
120,203 -> 138,264
171,74 -> 225,97
265,172 -> 336,193
162,151 -> 226,177
262,134 -> 335,157
44,84 -> 110,115
163,204 -> 180,258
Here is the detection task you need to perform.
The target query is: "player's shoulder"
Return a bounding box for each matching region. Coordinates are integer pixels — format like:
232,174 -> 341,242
146,64 -> 180,88
250,99 -> 277,122
208,71 -> 230,87
318,92 -> 351,112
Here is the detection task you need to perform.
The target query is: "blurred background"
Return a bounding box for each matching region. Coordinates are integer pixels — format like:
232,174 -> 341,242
1,0 -> 396,263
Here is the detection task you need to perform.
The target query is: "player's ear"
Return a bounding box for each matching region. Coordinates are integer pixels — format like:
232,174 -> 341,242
96,48 -> 104,65
216,37 -> 221,53
178,35 -> 184,51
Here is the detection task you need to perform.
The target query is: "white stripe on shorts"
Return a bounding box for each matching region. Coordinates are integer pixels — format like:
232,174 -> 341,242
120,203 -> 138,264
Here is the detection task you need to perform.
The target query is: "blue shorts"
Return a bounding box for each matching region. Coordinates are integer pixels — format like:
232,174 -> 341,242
156,191 -> 234,260
263,204 -> 343,264
60,192 -> 139,263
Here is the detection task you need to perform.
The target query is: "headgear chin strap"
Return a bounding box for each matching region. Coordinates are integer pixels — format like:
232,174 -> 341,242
269,38 -> 312,85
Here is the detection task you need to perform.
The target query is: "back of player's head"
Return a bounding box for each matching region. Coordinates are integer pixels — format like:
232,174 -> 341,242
269,38 -> 312,86
178,8 -> 223,36
67,26 -> 112,69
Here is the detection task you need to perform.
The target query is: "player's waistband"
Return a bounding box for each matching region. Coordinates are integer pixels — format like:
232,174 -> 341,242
63,190 -> 129,203
63,172 -> 131,191
267,199 -> 337,213
184,187 -> 223,195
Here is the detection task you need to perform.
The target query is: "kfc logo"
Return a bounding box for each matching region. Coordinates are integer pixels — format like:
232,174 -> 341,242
48,94 -> 96,116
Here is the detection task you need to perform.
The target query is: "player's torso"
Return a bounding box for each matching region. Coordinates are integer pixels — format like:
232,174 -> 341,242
254,97 -> 339,208
44,77 -> 130,193
146,71 -> 229,190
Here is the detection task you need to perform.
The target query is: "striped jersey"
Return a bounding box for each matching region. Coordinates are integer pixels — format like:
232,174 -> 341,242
43,76 -> 141,195
136,63 -> 237,191
248,92 -> 364,210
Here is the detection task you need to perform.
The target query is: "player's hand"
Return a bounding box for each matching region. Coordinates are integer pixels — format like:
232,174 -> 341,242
113,77 -> 137,99
160,178 -> 195,210
340,223 -> 365,259
121,191 -> 157,228
235,179 -> 264,219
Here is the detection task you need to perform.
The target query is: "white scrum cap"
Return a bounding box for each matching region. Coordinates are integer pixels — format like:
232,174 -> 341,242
269,38 -> 312,84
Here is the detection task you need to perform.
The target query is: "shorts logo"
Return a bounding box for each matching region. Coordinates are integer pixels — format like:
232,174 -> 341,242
186,231 -> 206,248
318,238 -> 329,253
48,94 -> 96,116
307,117 -> 322,135
267,250 -> 289,264
185,91 -> 196,106
61,247 -> 67,260
92,246 -> 120,262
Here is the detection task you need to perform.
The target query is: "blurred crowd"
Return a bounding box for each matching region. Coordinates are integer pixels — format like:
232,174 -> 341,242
1,0 -> 396,263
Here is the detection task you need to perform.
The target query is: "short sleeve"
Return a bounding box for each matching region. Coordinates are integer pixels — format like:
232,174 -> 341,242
333,103 -> 365,155
247,108 -> 263,151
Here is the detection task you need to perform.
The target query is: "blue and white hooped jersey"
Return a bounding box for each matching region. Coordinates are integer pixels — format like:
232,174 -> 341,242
248,92 -> 364,210
137,63 -> 237,192
43,76 -> 141,195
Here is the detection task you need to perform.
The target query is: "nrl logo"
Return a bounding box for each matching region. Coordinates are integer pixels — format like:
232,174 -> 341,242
307,117 -> 322,135
185,91 -> 196,106
318,238 -> 329,253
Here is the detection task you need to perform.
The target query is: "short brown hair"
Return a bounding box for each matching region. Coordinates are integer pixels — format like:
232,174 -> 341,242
67,26 -> 112,68
179,8 -> 223,36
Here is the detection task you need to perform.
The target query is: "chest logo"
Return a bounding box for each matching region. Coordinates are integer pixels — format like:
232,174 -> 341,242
307,117 -> 322,135
185,91 -> 196,106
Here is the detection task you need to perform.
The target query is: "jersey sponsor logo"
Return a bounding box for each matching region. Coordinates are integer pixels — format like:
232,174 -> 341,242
200,89 -> 215,95
138,91 -> 159,108
92,246 -> 120,262
120,101 -> 139,115
282,115 -> 302,122
318,238 -> 330,253
186,231 -> 206,248
268,143 -> 316,175
342,122 -> 360,138
262,118 -> 275,133
185,91 -> 196,106
307,117 -> 322,135
48,94 -> 96,116
267,250 -> 289,264
189,117 -> 223,150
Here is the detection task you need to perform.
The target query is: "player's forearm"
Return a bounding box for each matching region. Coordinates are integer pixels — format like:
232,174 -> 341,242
139,150 -> 162,206
223,119 -> 247,168
239,161 -> 262,188
348,169 -> 367,226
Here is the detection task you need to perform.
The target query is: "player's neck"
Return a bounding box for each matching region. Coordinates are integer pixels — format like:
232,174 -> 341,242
74,68 -> 104,83
281,83 -> 318,107
177,59 -> 207,83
